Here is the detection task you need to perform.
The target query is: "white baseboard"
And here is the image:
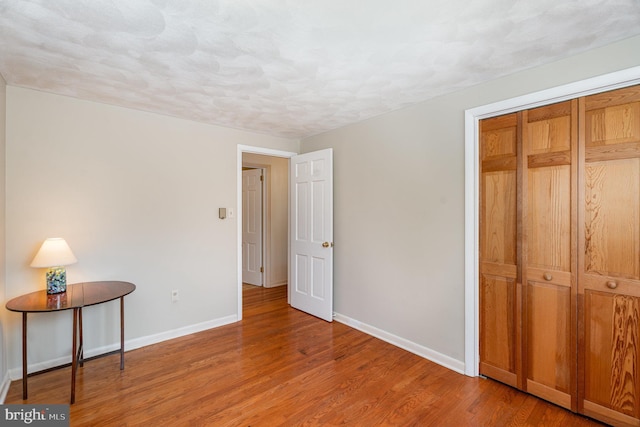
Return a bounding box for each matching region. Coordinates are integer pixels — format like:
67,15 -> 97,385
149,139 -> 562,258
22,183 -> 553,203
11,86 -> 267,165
264,281 -> 287,288
8,314 -> 238,381
0,370 -> 11,403
333,312 -> 466,375
125,314 -> 237,352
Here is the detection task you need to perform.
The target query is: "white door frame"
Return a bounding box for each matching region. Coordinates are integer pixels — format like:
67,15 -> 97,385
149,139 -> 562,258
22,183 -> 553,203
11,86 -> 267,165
463,66 -> 640,376
237,145 -> 297,320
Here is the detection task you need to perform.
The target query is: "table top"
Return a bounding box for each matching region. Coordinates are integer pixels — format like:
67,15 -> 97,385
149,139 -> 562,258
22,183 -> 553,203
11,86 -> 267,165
5,281 -> 136,313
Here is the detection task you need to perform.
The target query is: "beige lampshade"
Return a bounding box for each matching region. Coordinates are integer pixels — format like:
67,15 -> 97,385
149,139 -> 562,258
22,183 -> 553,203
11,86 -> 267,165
30,238 -> 78,267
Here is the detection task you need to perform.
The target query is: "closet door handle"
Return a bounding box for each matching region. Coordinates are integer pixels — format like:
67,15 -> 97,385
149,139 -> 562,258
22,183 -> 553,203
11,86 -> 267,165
543,273 -> 553,281
606,281 -> 618,290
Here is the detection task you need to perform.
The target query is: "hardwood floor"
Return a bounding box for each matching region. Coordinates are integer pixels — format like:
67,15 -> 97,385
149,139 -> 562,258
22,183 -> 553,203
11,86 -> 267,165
6,285 -> 603,426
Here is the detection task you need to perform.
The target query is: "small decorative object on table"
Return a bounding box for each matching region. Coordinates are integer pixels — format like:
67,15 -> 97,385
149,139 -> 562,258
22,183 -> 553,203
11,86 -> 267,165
30,238 -> 78,294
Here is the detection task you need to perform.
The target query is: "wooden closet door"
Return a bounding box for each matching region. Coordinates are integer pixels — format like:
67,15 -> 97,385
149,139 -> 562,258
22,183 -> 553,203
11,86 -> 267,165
579,85 -> 640,427
522,101 -> 577,410
479,113 -> 521,387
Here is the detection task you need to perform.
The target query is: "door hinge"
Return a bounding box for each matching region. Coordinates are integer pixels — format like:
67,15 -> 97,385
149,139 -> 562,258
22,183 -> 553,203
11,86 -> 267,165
260,266 -> 264,273
260,175 -> 264,181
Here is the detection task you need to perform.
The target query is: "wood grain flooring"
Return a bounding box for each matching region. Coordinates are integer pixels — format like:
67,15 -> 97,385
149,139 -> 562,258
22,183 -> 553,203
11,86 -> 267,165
5,284 -> 604,426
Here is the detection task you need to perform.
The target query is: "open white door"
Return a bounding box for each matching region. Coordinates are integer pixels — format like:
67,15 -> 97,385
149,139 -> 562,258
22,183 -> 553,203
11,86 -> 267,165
289,148 -> 333,322
242,168 -> 263,286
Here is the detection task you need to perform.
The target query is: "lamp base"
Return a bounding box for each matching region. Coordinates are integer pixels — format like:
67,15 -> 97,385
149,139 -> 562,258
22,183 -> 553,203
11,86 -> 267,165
46,266 -> 67,294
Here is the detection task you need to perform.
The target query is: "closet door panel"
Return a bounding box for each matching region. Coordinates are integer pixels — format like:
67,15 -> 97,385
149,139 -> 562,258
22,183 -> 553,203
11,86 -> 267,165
584,159 -> 640,279
526,281 -> 572,408
523,101 -> 576,410
479,114 -> 520,387
585,98 -> 640,147
480,274 -> 518,386
583,291 -> 640,425
580,85 -> 640,426
527,166 -> 571,271
482,170 -> 517,264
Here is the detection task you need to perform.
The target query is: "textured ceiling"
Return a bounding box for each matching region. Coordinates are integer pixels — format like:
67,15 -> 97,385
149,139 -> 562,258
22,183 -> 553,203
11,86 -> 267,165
1,0 -> 639,138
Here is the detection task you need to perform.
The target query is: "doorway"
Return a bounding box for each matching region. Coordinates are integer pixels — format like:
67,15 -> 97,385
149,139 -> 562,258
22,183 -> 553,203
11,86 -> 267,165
237,146 -> 296,319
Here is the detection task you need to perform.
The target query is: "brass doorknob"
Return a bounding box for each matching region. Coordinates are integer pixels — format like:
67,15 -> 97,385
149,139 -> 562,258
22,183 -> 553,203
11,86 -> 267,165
606,281 -> 618,289
322,242 -> 333,248
543,273 -> 553,281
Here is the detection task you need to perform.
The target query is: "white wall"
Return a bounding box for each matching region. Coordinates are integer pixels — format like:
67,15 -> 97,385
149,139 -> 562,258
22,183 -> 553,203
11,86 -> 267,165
0,74 -> 7,397
242,153 -> 288,288
302,35 -> 640,369
4,87 -> 298,375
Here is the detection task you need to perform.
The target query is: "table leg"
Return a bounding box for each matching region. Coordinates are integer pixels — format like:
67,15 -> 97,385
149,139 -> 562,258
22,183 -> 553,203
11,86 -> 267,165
79,308 -> 84,367
120,297 -> 125,370
71,307 -> 78,404
22,312 -> 27,400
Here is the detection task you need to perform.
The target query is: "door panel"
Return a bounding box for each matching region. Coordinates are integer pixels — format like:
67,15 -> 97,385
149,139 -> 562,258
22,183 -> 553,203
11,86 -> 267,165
479,274 -> 517,386
479,113 -> 520,386
242,169 -> 263,285
580,85 -> 640,426
526,281 -> 572,408
526,165 -> 571,271
482,171 -> 517,264
522,101 -> 576,410
290,149 -> 333,322
583,291 -> 640,425
584,159 -> 640,279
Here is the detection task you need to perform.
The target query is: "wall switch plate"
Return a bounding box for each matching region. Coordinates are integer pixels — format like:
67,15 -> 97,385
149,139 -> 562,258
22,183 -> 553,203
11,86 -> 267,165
219,208 -> 226,219
228,208 -> 234,218
171,290 -> 179,303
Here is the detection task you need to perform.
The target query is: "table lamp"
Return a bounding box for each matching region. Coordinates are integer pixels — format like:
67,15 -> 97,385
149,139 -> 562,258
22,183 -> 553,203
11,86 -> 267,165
30,238 -> 78,294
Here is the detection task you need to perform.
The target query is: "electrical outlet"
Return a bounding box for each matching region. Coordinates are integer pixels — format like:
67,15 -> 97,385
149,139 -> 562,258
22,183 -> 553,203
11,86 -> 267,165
171,290 -> 179,303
